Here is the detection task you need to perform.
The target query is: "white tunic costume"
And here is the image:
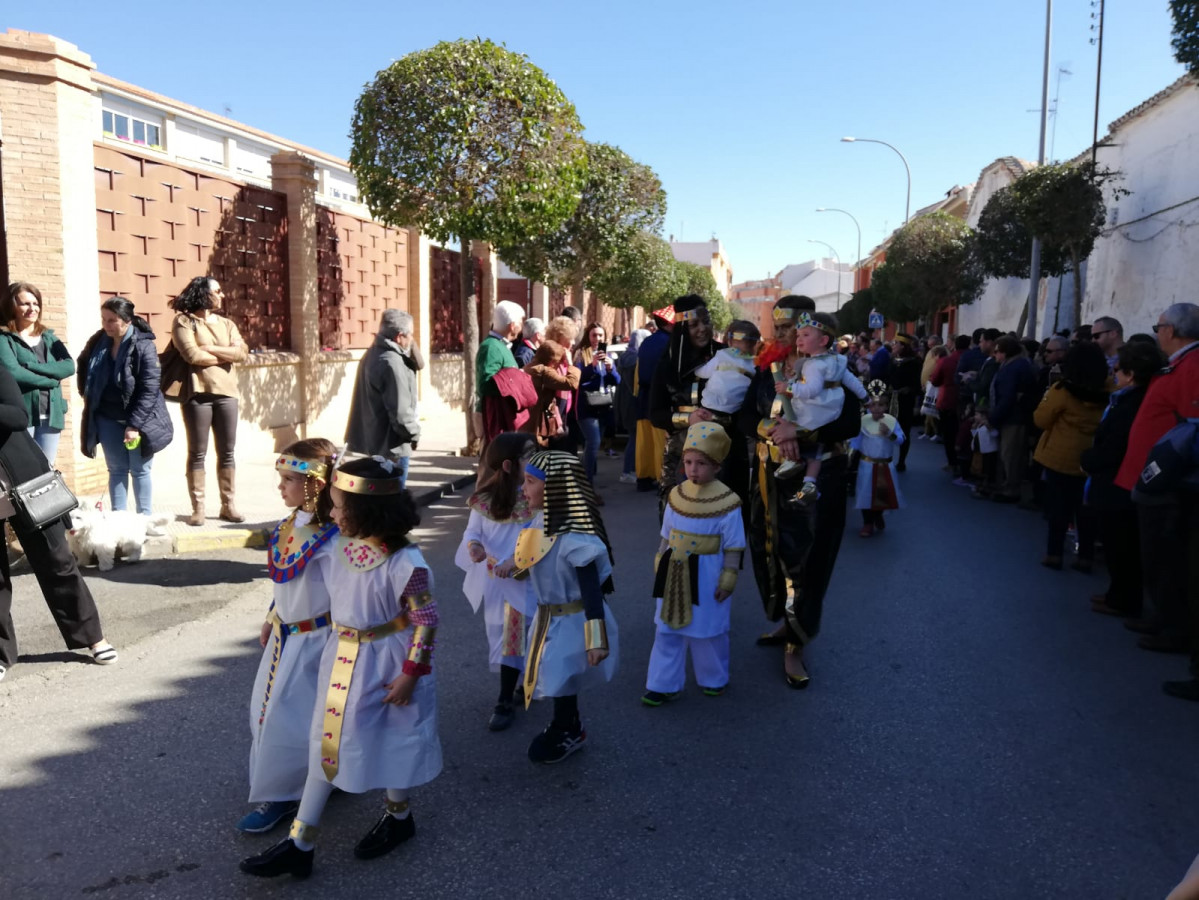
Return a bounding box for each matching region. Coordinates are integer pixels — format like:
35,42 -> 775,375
850,414 -> 906,510
247,511 -> 337,802
308,540 -> 442,793
519,514 -> 620,699
454,493 -> 537,671
647,480 -> 745,693
788,352 -> 868,432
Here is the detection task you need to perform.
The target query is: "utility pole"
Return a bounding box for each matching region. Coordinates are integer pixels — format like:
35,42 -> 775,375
1026,0 -> 1052,340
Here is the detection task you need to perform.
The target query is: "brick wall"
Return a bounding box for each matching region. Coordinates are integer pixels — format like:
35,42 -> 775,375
93,144 -> 289,350
430,246 -> 484,353
316,207 -> 409,350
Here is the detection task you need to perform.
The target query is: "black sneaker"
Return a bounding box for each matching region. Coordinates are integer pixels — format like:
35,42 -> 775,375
353,812 -> 416,860
239,838 -> 313,879
488,702 -> 515,732
641,690 -> 680,707
527,724 -> 587,764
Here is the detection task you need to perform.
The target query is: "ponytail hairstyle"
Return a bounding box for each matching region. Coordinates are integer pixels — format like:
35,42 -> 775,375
472,432 -> 536,520
279,437 -> 338,523
101,297 -> 154,335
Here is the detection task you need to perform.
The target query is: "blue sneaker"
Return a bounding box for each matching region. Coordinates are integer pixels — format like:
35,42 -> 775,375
237,801 -> 299,834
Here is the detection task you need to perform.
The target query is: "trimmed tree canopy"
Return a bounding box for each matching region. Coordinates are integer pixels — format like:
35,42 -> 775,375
349,37 -> 586,248
870,212 -> 984,322
498,141 -> 666,294
1171,0 -> 1199,75
675,261 -> 734,333
975,183 -> 1070,279
588,231 -> 683,312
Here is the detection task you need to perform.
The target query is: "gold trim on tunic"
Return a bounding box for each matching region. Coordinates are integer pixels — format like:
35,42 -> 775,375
667,479 -> 741,519
521,601 -> 585,708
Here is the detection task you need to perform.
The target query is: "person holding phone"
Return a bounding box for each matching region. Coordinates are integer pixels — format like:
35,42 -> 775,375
573,323 -> 620,500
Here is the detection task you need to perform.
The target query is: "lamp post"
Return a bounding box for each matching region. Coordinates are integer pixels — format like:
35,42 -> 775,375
816,207 -> 862,292
841,136 -> 911,223
807,239 -> 844,311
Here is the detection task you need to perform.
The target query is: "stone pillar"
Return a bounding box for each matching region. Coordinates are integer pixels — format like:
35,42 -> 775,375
0,30 -> 102,492
530,281 -> 550,322
270,150 -> 318,436
471,239 -> 498,328
407,228 -> 432,402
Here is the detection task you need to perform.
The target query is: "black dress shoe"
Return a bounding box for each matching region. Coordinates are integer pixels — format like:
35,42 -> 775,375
1163,680 -> 1199,702
353,813 -> 415,860
755,631 -> 786,647
239,838 -> 313,879
488,702 -> 515,732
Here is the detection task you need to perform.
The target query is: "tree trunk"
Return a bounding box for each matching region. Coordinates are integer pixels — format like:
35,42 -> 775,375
1016,300 -> 1029,340
1071,247 -> 1083,333
573,273 -> 588,325
460,241 -> 482,454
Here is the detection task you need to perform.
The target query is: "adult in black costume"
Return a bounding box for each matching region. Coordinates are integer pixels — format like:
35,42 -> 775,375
648,295 -> 751,520
736,295 -> 859,688
887,333 -> 922,471
0,365 -> 117,681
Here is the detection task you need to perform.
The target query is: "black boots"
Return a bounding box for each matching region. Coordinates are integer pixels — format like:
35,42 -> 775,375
239,838 -> 313,879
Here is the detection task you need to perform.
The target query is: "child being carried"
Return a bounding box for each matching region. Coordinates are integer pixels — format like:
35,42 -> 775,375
693,320 -> 760,418
774,311 -> 867,506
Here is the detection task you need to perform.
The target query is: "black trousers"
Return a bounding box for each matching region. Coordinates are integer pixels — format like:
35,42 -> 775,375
861,509 -> 885,526
1044,470 -> 1096,559
895,397 -> 915,466
749,452 -> 848,645
182,393 -> 239,470
0,518 -> 104,668
1095,505 -> 1142,615
1138,499 -> 1191,639
938,411 -> 959,469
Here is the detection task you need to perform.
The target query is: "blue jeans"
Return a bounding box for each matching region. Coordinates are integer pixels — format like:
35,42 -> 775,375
579,416 -> 602,482
27,423 -> 61,464
96,415 -> 153,514
396,455 -> 410,489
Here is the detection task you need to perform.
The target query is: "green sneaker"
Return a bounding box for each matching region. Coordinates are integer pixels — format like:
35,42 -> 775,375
641,690 -> 680,707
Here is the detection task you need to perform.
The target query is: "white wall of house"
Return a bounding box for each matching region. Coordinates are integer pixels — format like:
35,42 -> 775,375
1081,81 -> 1199,335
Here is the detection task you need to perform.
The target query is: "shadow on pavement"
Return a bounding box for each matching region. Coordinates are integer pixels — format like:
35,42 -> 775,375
79,557 -> 265,587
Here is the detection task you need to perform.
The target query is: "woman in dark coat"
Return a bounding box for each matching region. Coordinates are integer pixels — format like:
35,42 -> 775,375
887,334 -> 921,471
736,295 -> 860,689
77,298 -> 173,516
0,365 -> 117,682
1081,341 -> 1165,617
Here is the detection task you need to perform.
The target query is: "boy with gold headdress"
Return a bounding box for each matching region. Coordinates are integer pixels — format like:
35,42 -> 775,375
851,380 -> 906,537
644,422 -> 746,705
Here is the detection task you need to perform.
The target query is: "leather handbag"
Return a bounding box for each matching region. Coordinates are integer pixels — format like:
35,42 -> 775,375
583,386 -> 614,408
0,461 -> 78,531
158,340 -> 190,402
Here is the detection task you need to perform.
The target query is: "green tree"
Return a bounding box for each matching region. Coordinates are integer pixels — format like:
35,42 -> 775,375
1007,160 -> 1126,328
349,38 -> 586,436
869,212 -> 984,325
975,184 -> 1071,280
1171,0 -> 1199,75
588,231 -> 684,313
837,287 -> 874,336
498,142 -> 666,322
674,261 -> 734,332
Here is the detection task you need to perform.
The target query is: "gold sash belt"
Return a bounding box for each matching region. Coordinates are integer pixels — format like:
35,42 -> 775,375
319,614 -> 410,781
660,531 -> 722,629
522,601 -> 585,709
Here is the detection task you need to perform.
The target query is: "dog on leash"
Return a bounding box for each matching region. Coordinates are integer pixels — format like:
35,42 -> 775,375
66,507 -> 171,571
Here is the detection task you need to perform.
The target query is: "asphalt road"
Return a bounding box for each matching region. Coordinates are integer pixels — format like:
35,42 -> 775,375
2,442 -> 1197,899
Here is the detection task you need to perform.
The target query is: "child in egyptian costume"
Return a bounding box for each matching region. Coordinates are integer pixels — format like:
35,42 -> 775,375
240,456 -> 442,880
239,440 -> 339,836
643,422 -> 745,705
850,380 -> 906,538
774,310 -> 868,506
514,450 -> 620,764
454,432 -> 538,732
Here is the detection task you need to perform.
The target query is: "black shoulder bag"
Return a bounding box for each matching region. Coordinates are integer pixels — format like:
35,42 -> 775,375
0,455 -> 78,531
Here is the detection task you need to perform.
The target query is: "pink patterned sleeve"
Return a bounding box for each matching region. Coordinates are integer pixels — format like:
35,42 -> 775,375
402,567 -> 437,676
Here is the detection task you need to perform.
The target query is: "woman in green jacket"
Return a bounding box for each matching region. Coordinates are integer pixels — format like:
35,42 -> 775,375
0,282 -> 76,463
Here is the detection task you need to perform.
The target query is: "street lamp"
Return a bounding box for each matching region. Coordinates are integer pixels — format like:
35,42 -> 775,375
816,207 -> 862,292
841,136 -> 912,223
807,239 -> 844,311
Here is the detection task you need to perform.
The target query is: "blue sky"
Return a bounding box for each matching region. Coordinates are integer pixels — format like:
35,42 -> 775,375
13,0 -> 1186,283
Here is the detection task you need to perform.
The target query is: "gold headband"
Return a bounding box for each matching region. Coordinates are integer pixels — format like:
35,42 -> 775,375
772,307 -> 800,322
895,334 -> 913,346
729,331 -> 753,341
677,308 -> 707,322
276,455 -> 329,479
331,469 -> 403,495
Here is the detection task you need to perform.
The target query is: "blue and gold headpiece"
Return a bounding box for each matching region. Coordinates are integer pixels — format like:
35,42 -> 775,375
796,312 -> 838,338
772,307 -> 800,323
276,454 -> 329,480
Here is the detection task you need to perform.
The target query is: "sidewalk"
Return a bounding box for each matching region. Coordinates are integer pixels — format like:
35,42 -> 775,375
134,412 -> 475,556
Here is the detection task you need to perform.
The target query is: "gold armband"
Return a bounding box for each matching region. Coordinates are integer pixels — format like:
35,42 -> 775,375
757,418 -> 776,440
584,619 -> 608,652
671,412 -> 691,430
406,590 -> 434,610
408,625 -> 436,667
289,819 -> 320,843
717,567 -> 738,593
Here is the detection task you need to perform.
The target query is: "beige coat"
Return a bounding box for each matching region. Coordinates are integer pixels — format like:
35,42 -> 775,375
172,312 -> 248,400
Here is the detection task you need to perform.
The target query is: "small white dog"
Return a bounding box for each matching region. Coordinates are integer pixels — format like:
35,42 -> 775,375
66,507 -> 171,572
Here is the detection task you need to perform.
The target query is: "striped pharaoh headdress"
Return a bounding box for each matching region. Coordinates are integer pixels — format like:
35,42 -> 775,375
526,450 -> 612,553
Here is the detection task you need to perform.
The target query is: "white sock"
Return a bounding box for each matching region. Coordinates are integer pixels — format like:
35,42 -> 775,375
385,788 -> 411,819
292,778 -> 335,848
